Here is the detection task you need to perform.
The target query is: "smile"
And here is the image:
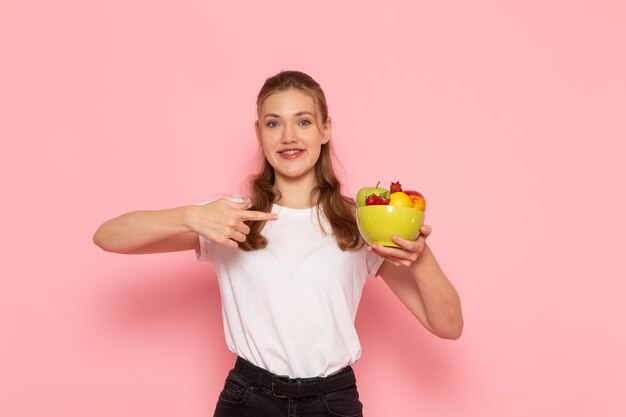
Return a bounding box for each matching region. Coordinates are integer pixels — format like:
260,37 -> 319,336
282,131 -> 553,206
278,149 -> 304,159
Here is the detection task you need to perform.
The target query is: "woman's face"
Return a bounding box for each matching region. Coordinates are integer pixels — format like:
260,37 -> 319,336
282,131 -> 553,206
256,88 -> 330,186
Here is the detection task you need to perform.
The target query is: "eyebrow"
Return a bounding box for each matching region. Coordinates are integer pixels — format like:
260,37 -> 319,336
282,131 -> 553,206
263,111 -> 315,119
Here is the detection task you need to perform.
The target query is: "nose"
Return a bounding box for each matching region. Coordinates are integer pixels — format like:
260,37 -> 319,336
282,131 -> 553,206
281,125 -> 297,144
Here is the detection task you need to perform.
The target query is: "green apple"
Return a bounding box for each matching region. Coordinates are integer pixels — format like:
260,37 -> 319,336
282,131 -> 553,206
356,181 -> 390,207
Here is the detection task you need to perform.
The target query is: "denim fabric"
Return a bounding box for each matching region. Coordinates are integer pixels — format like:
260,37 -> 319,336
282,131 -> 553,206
213,367 -> 364,417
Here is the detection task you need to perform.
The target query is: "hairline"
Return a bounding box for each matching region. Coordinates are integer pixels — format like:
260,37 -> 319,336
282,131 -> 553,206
256,86 -> 327,122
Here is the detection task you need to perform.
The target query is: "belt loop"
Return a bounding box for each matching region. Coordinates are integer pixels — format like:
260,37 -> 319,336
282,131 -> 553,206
296,378 -> 302,397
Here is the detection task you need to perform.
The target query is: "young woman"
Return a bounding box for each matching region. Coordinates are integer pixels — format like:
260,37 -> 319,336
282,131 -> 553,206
93,70 -> 463,417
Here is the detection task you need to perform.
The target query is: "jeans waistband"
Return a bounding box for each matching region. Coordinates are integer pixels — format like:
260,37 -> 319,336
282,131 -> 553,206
234,357 -> 356,399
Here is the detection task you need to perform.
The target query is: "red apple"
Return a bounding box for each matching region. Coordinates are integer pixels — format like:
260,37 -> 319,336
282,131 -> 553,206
404,190 -> 426,211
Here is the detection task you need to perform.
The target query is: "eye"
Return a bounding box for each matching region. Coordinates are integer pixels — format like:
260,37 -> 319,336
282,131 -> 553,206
266,121 -> 279,128
298,119 -> 312,126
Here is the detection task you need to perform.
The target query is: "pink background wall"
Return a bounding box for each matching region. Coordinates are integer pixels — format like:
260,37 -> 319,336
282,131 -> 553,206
2,1 -> 625,416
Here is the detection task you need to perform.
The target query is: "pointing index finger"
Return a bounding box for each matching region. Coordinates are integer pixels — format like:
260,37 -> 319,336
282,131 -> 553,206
241,210 -> 278,222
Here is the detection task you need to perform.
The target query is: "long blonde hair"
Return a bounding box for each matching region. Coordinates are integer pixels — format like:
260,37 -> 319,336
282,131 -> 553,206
239,70 -> 363,252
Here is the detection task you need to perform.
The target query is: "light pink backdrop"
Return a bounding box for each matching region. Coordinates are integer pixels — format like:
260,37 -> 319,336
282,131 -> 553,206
2,1 -> 625,416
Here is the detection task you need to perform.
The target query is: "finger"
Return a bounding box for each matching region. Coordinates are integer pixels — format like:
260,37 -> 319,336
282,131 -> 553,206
241,210 -> 279,222
420,224 -> 432,237
371,251 -> 410,265
370,245 -> 417,263
229,230 -> 247,243
216,236 -> 239,249
383,258 -> 403,267
389,236 -> 419,251
407,236 -> 426,254
235,222 -> 251,236
369,244 -> 411,259
371,252 -> 404,267
367,247 -> 402,266
391,234 -> 428,253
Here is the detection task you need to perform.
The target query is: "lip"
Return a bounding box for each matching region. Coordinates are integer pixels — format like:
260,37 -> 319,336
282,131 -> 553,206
277,148 -> 305,159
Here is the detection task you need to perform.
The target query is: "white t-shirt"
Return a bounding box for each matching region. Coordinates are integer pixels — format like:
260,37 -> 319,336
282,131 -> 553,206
196,202 -> 383,378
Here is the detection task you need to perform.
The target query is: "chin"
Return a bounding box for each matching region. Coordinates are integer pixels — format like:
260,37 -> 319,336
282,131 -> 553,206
276,167 -> 315,181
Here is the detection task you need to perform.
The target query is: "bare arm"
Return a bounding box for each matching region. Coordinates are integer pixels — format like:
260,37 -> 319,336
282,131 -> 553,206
371,226 -> 463,340
93,199 -> 278,254
93,206 -> 199,254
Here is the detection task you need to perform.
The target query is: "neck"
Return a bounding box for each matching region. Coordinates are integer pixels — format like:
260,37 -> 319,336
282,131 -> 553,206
274,175 -> 319,209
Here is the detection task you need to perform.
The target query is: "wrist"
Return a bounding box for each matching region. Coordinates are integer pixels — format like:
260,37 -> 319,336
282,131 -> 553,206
179,205 -> 200,233
408,243 -> 433,277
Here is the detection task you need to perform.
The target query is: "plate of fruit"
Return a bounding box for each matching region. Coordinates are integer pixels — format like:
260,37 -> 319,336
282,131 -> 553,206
356,181 -> 426,248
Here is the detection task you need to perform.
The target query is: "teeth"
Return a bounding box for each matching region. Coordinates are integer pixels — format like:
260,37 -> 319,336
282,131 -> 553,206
281,150 -> 301,156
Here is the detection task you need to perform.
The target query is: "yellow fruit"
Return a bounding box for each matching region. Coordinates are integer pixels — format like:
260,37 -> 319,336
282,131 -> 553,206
389,192 -> 413,208
409,194 -> 426,212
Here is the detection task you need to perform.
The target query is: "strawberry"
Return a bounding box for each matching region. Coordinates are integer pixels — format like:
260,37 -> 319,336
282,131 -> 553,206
390,181 -> 402,193
365,194 -> 384,205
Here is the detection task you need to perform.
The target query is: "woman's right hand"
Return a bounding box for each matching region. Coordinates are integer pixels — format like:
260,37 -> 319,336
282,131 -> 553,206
188,198 -> 277,249
93,197 -> 278,254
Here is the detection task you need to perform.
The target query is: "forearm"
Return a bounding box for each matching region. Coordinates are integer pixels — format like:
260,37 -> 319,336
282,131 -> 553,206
410,244 -> 463,339
93,205 -> 196,253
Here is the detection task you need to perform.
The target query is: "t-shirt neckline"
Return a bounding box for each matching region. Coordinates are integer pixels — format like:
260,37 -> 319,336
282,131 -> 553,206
271,204 -> 317,216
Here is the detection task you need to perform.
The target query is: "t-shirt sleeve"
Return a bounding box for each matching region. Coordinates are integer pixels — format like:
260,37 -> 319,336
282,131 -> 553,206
366,249 -> 384,277
196,234 -> 212,263
194,194 -> 246,263
194,200 -> 212,263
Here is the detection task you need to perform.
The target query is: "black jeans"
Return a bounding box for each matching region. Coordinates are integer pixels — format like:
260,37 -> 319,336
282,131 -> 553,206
213,358 -> 364,417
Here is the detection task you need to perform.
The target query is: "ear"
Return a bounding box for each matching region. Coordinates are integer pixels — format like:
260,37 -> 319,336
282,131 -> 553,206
322,118 -> 332,145
254,120 -> 261,145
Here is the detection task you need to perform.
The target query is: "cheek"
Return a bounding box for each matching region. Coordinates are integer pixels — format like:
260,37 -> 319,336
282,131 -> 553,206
309,143 -> 323,162
260,128 -> 281,142
258,133 -> 275,151
261,145 -> 275,162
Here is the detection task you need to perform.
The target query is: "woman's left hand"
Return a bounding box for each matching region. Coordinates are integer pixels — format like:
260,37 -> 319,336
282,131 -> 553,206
368,225 -> 432,268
